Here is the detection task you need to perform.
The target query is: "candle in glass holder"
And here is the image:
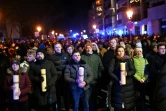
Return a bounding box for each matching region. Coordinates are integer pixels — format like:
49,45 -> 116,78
41,69 -> 47,92
13,75 -> 19,100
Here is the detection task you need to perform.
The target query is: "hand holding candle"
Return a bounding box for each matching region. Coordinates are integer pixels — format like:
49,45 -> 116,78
78,67 -> 84,88
120,63 -> 126,85
13,75 -> 19,100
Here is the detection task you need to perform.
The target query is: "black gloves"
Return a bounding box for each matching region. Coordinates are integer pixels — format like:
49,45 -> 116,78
36,76 -> 44,82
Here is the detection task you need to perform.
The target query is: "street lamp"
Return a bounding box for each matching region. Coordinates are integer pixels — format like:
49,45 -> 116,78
126,10 -> 133,40
126,10 -> 133,20
37,26 -> 41,32
52,30 -> 55,35
92,24 -> 97,29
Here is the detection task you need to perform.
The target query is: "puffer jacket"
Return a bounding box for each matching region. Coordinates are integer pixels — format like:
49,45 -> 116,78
108,56 -> 136,110
64,59 -> 93,91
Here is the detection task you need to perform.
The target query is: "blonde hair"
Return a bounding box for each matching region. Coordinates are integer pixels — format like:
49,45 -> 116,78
27,49 -> 36,57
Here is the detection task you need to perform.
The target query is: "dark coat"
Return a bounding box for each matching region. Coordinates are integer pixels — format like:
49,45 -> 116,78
81,53 -> 104,84
64,59 -> 93,91
47,55 -> 62,79
153,63 -> 166,111
108,57 -> 136,110
102,49 -> 115,85
4,69 -> 31,103
148,53 -> 166,81
29,59 -> 58,106
103,49 -> 115,71
0,53 -> 10,88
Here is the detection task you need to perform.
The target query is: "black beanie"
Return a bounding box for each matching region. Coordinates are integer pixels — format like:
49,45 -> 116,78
36,48 -> 46,56
12,59 -> 20,66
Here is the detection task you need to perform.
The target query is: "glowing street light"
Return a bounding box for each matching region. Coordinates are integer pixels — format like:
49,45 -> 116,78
83,30 -> 86,33
126,10 -> 134,40
92,24 -> 97,29
52,31 -> 55,35
126,10 -> 133,20
37,26 -> 41,32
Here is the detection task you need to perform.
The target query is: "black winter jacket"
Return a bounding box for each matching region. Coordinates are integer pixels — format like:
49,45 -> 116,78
108,57 -> 136,110
64,59 -> 93,91
29,59 -> 58,106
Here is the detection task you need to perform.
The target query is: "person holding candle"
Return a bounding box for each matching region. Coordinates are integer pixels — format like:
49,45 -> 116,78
29,48 -> 58,111
4,59 -> 31,111
108,46 -> 136,111
64,51 -> 93,111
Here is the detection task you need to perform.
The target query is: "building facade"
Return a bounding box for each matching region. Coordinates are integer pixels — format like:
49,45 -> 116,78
89,0 -> 166,36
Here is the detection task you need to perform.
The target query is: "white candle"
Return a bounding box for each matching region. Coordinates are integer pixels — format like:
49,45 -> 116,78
41,69 -> 47,92
78,67 -> 84,88
13,75 -> 19,100
120,63 -> 126,71
121,71 -> 126,85
78,67 -> 84,81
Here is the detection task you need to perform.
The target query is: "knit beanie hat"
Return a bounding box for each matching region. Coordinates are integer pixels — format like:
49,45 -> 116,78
135,47 -> 143,52
36,48 -> 46,56
136,42 -> 142,48
85,42 -> 93,48
12,59 -> 20,66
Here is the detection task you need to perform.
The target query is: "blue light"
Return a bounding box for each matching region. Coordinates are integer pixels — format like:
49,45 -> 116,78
102,32 -> 105,35
73,34 -> 76,37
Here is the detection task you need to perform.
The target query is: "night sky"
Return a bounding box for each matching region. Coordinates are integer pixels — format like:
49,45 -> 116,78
1,0 -> 95,35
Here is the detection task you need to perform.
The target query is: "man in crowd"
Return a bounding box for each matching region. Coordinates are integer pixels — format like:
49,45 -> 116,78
29,48 -> 58,111
64,51 -> 93,111
54,43 -> 70,111
82,42 -> 104,111
148,43 -> 166,105
102,38 -> 117,111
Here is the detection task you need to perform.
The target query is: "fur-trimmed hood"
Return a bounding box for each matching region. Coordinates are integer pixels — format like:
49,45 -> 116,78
7,68 -> 14,75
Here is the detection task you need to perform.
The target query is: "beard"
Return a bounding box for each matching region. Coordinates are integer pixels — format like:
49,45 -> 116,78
37,57 -> 44,61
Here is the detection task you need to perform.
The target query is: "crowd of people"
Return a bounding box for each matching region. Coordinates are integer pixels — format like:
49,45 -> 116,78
0,34 -> 166,111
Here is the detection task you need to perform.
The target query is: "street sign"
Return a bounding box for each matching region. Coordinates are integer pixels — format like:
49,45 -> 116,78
126,21 -> 134,30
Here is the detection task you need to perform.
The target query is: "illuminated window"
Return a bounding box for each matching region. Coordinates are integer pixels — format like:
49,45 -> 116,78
130,0 -> 140,3
96,6 -> 102,12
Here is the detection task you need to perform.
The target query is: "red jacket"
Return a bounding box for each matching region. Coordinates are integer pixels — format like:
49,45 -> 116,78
4,69 -> 31,102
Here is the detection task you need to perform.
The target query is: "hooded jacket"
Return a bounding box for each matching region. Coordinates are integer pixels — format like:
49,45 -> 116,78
4,68 -> 31,103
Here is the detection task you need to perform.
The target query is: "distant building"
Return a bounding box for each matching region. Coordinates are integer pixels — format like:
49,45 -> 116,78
89,0 -> 166,36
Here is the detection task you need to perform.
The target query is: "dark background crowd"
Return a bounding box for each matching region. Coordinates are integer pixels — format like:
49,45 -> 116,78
0,34 -> 166,111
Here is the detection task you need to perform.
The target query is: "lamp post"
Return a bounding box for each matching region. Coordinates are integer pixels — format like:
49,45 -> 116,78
126,10 -> 133,40
37,26 -> 41,32
35,26 -> 42,38
92,24 -> 97,37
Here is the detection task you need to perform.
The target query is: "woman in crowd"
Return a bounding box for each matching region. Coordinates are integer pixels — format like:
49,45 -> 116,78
4,59 -> 31,111
133,47 -> 149,111
108,46 -> 136,111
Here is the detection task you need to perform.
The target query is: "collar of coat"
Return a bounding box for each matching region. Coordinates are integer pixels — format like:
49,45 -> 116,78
69,59 -> 86,65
